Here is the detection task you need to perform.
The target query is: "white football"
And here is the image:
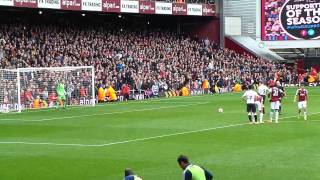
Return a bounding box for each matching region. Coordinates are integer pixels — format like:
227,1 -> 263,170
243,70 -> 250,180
218,108 -> 223,113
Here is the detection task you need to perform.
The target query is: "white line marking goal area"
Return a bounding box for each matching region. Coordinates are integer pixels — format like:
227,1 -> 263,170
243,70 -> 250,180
0,102 -> 210,122
0,112 -> 319,148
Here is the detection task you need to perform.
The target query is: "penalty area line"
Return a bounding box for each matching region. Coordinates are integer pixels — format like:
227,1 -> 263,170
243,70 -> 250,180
0,112 -> 319,148
0,123 -> 248,147
0,95 -> 209,116
0,102 -> 210,122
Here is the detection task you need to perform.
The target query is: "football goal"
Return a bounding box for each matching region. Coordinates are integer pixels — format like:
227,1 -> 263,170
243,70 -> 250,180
0,66 -> 95,113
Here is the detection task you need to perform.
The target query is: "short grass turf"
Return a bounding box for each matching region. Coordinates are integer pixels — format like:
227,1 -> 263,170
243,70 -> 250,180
0,87 -> 320,180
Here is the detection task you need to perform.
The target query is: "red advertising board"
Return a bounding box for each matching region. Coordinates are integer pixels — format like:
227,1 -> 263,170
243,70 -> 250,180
139,1 -> 155,14
102,0 -> 120,13
14,0 -> 37,8
1,0 -> 216,16
172,3 -> 187,16
202,4 -> 215,16
61,0 -> 81,10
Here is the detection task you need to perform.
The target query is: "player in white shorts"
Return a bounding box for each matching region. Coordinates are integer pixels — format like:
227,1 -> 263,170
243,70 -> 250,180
255,95 -> 264,123
294,85 -> 308,120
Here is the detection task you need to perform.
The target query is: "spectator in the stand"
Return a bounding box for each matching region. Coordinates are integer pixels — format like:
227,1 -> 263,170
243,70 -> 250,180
0,14 -> 296,105
80,86 -> 87,98
24,88 -> 34,107
42,87 -> 49,100
121,83 -> 130,101
151,80 -> 159,98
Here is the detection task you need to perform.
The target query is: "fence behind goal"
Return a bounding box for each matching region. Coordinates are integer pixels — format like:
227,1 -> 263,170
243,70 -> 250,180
0,66 -> 95,113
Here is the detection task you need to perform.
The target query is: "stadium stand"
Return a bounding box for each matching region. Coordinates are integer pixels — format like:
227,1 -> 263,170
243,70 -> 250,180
0,11 -> 296,99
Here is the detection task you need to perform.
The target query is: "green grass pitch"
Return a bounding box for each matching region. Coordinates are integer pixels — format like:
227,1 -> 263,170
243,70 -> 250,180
0,87 -> 320,180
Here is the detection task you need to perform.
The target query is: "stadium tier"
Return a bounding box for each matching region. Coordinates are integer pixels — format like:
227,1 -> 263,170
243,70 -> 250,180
0,9 -> 297,111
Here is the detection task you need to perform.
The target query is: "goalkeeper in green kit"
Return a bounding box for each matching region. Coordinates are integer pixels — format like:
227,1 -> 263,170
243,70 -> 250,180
56,80 -> 67,109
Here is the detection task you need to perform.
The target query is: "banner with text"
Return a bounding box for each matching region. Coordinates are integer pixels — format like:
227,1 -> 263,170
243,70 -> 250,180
38,0 -> 60,9
102,0 -> 120,12
139,1 -> 155,14
262,0 -> 320,41
121,0 -> 139,13
82,0 -> 101,11
0,0 -> 13,6
0,0 -> 215,16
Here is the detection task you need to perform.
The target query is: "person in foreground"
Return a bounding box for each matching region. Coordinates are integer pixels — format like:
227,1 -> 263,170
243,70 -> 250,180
177,155 -> 213,180
124,168 -> 142,180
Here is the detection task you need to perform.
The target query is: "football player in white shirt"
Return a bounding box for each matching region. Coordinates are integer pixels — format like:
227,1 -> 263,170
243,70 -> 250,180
258,82 -> 269,104
242,85 -> 259,124
255,95 -> 264,123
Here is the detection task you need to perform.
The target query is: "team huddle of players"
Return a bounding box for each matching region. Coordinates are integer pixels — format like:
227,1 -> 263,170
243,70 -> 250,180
242,81 -> 308,124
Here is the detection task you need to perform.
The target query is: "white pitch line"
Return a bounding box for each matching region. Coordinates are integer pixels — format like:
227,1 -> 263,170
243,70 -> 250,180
0,123 -> 248,147
0,102 -> 210,122
0,95 -> 208,116
0,113 -> 319,148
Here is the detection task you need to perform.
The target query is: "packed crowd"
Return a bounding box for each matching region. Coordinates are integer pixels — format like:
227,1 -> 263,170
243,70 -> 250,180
0,18 -> 294,104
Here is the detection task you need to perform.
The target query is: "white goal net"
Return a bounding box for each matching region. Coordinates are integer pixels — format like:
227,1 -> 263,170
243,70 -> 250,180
0,69 -> 19,113
0,66 -> 95,113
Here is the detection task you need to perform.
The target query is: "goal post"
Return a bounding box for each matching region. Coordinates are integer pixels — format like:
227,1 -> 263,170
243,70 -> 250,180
0,69 -> 19,113
0,66 -> 96,113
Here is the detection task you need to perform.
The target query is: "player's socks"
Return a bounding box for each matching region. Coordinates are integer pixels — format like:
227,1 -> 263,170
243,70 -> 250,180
270,111 -> 274,122
248,114 -> 252,123
275,111 -> 279,123
260,113 -> 264,123
279,106 -> 282,114
254,114 -> 258,123
304,111 -> 307,120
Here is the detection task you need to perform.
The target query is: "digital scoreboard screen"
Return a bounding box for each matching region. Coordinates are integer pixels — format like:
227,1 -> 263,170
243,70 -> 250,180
262,0 -> 320,41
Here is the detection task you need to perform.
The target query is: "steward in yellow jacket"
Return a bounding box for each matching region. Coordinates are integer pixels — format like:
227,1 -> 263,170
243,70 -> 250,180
181,86 -> 190,96
233,83 -> 242,92
202,79 -> 209,94
106,86 -> 117,102
98,86 -> 106,103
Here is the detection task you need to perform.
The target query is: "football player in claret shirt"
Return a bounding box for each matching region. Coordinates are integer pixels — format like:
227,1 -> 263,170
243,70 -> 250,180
294,85 -> 308,120
269,83 -> 283,123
